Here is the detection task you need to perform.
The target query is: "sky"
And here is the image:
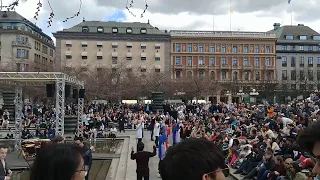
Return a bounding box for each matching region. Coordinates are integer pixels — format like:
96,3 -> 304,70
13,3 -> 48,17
2,0 -> 320,42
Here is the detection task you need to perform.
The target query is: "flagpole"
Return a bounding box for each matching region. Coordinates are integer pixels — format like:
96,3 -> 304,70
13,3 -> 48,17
290,2 -> 293,25
213,13 -> 215,31
229,10 -> 231,31
229,1 -> 232,31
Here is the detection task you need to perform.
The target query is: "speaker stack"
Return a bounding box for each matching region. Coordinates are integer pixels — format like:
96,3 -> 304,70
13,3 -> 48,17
151,92 -> 164,113
46,84 -> 55,97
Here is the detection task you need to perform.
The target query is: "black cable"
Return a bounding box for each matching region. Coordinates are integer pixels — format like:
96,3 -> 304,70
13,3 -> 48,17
140,0 -> 148,18
34,0 -> 42,21
62,0 -> 82,23
126,0 -> 136,17
47,0 -> 54,27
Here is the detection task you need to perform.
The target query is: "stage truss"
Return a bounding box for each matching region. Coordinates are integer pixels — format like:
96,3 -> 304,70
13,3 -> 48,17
0,72 -> 84,150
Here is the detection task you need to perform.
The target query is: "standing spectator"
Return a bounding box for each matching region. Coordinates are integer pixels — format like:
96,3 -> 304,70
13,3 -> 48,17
74,137 -> 92,180
131,142 -> 156,180
0,144 -> 11,180
153,120 -> 160,147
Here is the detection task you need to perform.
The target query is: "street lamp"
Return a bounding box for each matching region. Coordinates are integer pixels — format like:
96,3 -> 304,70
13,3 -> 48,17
237,89 -> 245,103
225,90 -> 232,104
249,89 -> 259,104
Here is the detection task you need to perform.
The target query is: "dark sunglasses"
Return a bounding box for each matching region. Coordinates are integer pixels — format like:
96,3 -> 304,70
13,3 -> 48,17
207,165 -> 230,177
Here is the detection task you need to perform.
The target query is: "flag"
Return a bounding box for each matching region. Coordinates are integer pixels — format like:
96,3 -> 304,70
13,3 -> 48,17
288,0 -> 291,4
229,0 -> 233,13
213,8 -> 216,14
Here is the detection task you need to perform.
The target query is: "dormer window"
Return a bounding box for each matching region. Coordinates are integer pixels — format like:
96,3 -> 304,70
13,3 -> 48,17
140,28 -> 147,34
285,35 -> 294,40
112,27 -> 118,33
97,26 -> 104,33
82,26 -> 89,33
299,35 -> 307,40
313,36 -> 320,40
126,27 -> 133,34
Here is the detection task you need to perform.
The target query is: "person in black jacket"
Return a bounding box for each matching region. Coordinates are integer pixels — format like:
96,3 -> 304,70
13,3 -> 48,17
234,147 -> 263,175
74,137 -> 92,180
131,142 -> 156,180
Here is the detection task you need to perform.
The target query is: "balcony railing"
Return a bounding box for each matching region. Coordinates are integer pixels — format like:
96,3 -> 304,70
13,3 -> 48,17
12,41 -> 31,48
170,30 -> 276,38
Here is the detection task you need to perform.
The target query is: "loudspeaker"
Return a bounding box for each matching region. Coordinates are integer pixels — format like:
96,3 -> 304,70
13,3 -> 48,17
79,89 -> 85,98
72,89 -> 78,99
65,85 -> 71,98
46,84 -> 55,97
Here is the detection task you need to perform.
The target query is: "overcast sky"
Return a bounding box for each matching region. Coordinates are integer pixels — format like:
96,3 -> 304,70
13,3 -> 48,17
3,0 -> 320,41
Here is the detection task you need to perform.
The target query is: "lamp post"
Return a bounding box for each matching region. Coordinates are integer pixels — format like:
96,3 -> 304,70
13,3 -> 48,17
249,89 -> 259,104
237,89 -> 245,103
225,90 -> 232,104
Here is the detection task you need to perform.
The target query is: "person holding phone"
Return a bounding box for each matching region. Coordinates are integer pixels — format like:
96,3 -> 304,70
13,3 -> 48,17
131,142 -> 156,180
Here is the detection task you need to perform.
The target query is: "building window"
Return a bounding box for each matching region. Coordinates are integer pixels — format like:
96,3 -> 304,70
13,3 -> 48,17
127,44 -> 132,48
66,55 -> 72,59
187,56 -> 192,65
300,57 -> 305,67
221,71 -> 227,80
155,45 -> 160,49
291,57 -> 296,67
291,70 -> 296,80
112,27 -> 118,33
176,71 -> 181,79
244,58 -> 249,66
222,45 -> 226,53
199,56 -> 204,65
140,28 -> 147,34
155,57 -> 160,61
266,46 -> 270,53
244,45 -> 249,53
97,26 -> 104,33
299,46 -> 304,51
233,45 -> 237,53
97,44 -> 103,48
299,35 -> 307,40
82,26 -> 89,33
308,46 -> 313,51
210,57 -> 215,66
210,45 -> 215,52
222,57 -> 226,65
112,56 -> 117,60
97,56 -> 103,60
244,71 -> 249,80
17,49 -> 21,57
255,71 -> 260,80
126,27 -> 133,34
112,44 -> 118,48
141,69 -> 147,73
199,71 -> 204,78
255,58 -> 260,66
82,56 -> 87,59
141,45 -> 146,49
255,45 -> 259,53
282,56 -> 287,67
127,56 -> 132,60
308,57 -> 313,67
282,45 -> 287,50
199,44 -> 203,52
141,56 -> 147,61
66,43 -> 72,47
308,70 -> 314,80
175,56 -> 181,65
232,57 -> 237,66
290,45 -> 295,51
266,58 -> 271,66
187,44 -> 192,52
81,43 -> 87,48
317,57 -> 320,67
155,69 -> 160,73
233,72 -> 238,81
299,70 -> 305,81
282,70 -> 287,80
175,43 -> 181,52
313,36 -> 320,40
285,35 -> 294,40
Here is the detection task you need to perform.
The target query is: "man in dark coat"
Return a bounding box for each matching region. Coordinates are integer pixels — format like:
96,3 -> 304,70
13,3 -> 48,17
118,113 -> 125,133
0,145 -> 11,180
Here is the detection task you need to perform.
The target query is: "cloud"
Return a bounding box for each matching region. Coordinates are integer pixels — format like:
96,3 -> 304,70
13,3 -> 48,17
1,0 -> 319,44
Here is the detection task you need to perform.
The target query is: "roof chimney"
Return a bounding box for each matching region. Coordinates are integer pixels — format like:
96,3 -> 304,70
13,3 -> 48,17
297,24 -> 304,26
273,23 -> 281,30
83,17 -> 85,22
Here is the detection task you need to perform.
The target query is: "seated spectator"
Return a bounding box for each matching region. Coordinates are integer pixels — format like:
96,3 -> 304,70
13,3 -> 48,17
265,156 -> 286,180
277,158 -> 293,180
22,127 -> 32,139
290,162 -> 307,180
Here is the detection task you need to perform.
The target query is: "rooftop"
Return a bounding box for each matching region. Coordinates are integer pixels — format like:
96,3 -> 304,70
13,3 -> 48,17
268,23 -> 320,41
58,21 -> 168,35
170,30 -> 276,38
